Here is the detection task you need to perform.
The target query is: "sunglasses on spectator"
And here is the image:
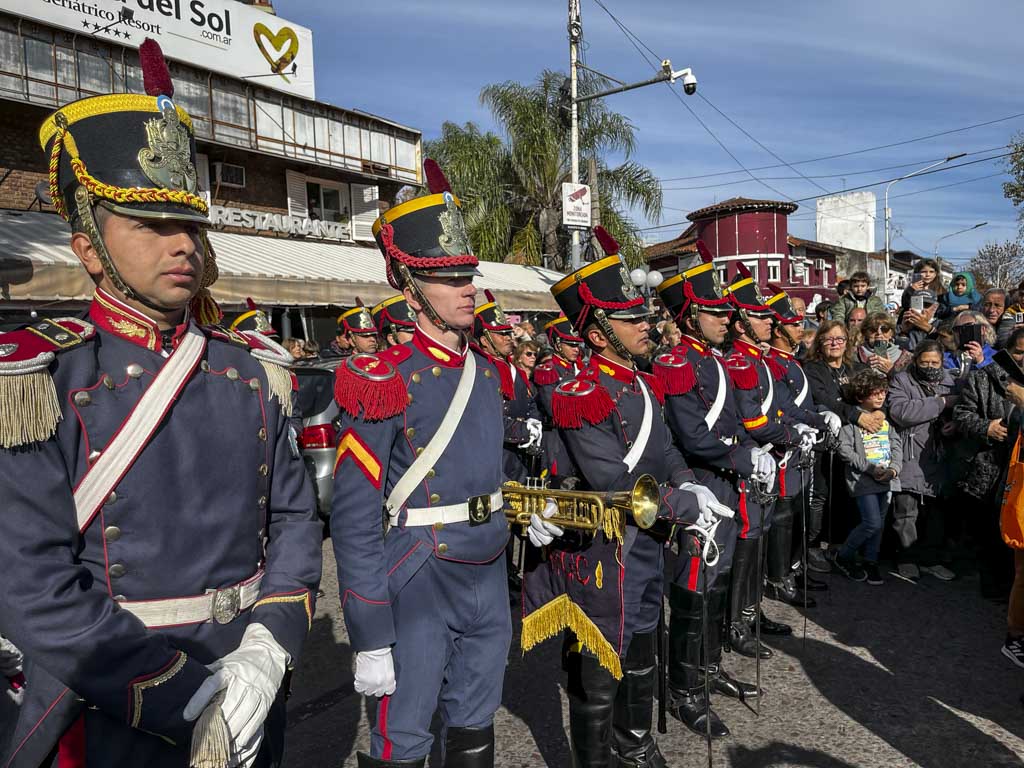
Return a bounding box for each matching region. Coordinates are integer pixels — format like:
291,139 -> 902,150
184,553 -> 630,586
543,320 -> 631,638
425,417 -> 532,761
824,337 -> 848,345
522,351 -> 537,357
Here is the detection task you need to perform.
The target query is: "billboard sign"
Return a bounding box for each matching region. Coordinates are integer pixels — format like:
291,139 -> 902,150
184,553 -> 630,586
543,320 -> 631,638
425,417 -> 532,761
0,0 -> 315,99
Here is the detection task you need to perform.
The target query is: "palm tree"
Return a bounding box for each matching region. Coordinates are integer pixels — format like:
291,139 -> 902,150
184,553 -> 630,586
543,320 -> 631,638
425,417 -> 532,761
423,70 -> 662,271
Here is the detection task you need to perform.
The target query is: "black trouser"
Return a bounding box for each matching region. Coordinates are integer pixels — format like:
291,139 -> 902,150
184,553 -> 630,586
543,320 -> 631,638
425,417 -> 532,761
892,492 -> 946,565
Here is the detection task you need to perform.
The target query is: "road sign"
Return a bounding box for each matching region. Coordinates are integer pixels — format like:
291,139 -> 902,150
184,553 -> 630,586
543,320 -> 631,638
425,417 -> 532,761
562,183 -> 591,229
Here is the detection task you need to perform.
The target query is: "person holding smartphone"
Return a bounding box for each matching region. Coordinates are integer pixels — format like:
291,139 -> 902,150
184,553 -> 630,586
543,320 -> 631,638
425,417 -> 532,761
900,258 -> 948,318
856,312 -> 912,377
943,311 -> 996,374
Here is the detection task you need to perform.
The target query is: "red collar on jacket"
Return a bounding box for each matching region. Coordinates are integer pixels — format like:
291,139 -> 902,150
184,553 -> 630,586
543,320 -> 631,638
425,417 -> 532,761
731,337 -> 765,361
680,334 -> 712,357
413,325 -> 468,367
589,354 -> 636,385
554,354 -> 573,370
769,345 -> 795,362
88,288 -> 188,353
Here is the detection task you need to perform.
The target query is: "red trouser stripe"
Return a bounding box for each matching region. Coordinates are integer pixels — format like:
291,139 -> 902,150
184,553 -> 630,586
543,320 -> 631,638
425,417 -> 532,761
687,547 -> 700,591
379,695 -> 392,760
738,483 -> 751,538
779,467 -> 787,498
57,714 -> 85,768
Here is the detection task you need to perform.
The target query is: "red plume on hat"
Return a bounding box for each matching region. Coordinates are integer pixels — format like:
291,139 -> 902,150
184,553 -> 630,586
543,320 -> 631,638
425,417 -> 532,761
695,239 -> 714,264
140,38 -> 174,98
593,226 -> 620,257
355,296 -> 364,307
423,159 -> 452,195
768,283 -> 783,295
484,289 -> 496,304
245,297 -> 258,311
736,262 -> 753,279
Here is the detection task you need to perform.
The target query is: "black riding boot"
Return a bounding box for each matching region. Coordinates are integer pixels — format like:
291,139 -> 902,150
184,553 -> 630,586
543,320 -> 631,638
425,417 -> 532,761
706,582 -> 759,700
444,725 -> 494,768
728,537 -> 772,659
357,754 -> 426,768
666,584 -> 729,739
611,631 -> 667,767
765,498 -> 817,608
567,648 -> 619,768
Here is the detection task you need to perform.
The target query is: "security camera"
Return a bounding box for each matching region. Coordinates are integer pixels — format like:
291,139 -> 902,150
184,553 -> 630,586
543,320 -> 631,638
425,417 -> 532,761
670,67 -> 697,95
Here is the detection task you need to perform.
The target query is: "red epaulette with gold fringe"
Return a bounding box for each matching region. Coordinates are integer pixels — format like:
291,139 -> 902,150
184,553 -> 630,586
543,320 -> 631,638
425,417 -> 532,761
334,352 -> 408,421
551,374 -> 615,429
0,318 -> 95,449
765,352 -> 788,382
533,362 -> 560,387
724,355 -> 759,390
651,352 -> 696,397
494,358 -> 517,400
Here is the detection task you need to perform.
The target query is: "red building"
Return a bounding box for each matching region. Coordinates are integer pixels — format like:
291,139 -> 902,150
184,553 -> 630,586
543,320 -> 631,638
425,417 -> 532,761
645,197 -> 842,304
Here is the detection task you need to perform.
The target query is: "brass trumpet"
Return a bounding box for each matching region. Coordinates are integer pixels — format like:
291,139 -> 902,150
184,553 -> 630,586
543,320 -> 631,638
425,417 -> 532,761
503,474 -> 661,535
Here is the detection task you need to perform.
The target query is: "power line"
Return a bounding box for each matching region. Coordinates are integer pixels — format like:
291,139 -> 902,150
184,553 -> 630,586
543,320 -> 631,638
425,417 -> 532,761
655,113 -> 1024,182
639,170 -> 1008,232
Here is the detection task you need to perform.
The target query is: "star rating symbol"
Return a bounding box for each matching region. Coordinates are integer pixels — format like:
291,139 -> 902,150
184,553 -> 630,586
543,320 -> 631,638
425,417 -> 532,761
81,20 -> 91,29
91,22 -> 100,31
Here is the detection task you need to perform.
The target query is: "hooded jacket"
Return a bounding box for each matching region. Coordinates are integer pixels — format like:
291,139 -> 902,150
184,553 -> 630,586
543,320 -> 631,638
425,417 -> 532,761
942,270 -> 982,312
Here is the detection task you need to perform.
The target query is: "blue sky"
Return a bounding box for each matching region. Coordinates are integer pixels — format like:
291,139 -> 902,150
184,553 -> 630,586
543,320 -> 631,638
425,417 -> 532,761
280,0 -> 1021,266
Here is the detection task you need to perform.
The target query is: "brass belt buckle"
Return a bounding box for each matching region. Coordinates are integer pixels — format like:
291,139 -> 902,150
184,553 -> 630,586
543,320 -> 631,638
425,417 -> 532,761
212,585 -> 242,624
467,493 -> 492,526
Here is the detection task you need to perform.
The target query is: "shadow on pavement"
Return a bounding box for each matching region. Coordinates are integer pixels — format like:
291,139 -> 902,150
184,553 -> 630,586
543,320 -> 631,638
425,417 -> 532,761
727,741 -> 861,767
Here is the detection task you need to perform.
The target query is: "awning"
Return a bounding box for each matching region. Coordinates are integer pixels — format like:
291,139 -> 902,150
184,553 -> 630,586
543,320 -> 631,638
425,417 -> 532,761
0,210 -> 562,311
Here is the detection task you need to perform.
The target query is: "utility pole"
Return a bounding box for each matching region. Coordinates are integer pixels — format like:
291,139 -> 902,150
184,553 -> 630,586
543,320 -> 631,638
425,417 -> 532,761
589,156 -> 601,229
568,0 -> 582,269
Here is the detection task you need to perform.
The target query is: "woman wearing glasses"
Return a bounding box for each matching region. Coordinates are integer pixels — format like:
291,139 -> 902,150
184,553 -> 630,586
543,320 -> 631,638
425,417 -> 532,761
802,320 -> 870,573
514,340 -> 541,379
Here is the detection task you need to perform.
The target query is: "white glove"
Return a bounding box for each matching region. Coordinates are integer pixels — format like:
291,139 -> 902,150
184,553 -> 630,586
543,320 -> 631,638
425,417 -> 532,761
528,499 -> 564,547
750,448 -> 776,480
679,482 -> 733,526
5,678 -> 24,707
184,623 -> 289,758
523,418 -> 544,449
797,429 -> 817,454
821,410 -> 841,437
0,636 -> 23,677
353,647 -> 396,698
794,423 -> 817,436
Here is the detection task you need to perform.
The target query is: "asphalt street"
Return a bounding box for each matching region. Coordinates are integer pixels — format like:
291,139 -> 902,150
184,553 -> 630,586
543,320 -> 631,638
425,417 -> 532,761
285,540 -> 1024,767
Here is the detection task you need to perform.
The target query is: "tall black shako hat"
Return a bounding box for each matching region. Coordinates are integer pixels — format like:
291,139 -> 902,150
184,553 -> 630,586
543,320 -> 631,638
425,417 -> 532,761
37,38 -> 219,324
371,295 -> 416,333
656,239 -> 731,319
372,159 -> 479,288
551,226 -> 649,331
39,39 -> 208,226
544,315 -> 583,346
338,299 -> 377,335
724,262 -> 773,317
473,289 -> 513,340
230,297 -> 278,337
765,284 -> 803,325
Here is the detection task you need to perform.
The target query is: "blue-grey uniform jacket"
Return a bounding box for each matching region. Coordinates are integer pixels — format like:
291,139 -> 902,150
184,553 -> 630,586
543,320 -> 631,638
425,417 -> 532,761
0,290 -> 322,768
329,329 -> 509,653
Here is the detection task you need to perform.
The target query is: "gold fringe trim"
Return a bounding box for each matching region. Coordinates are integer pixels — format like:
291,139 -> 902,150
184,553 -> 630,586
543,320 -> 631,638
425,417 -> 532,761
521,593 -> 622,680
259,360 -> 294,417
603,507 -> 623,543
0,372 -> 62,449
189,688 -> 231,768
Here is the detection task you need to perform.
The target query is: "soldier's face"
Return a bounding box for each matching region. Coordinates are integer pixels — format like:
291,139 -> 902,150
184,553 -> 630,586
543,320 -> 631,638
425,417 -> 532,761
608,316 -> 651,357
559,341 -> 581,362
76,211 -> 205,311
349,333 -> 379,353
697,311 -> 730,345
487,330 -> 515,358
407,275 -> 477,331
747,315 -> 774,343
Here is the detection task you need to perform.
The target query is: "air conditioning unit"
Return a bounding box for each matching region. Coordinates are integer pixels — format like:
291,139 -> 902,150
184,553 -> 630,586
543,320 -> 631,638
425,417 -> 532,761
213,162 -> 246,189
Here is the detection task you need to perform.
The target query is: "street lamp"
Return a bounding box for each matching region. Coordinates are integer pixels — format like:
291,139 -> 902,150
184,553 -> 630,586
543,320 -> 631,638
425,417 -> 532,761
567,0 -> 695,269
884,152 -> 965,300
933,222 -> 987,258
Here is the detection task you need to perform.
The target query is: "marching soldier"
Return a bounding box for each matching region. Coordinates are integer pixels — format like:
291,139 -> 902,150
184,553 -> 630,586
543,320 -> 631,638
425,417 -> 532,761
722,265 -> 808,651
532,315 -> 585,486
653,244 -> 765,738
371,295 -> 417,348
330,160 -> 510,767
0,40 -> 322,767
473,292 -> 543,483
522,228 -> 723,767
763,288 -> 839,605
337,304 -> 380,354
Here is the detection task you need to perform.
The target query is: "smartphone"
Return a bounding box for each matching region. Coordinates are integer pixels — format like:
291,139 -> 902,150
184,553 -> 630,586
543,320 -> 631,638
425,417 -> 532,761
872,341 -> 889,357
910,295 -> 925,312
912,272 -> 924,284
955,324 -> 983,348
1016,312 -> 1023,324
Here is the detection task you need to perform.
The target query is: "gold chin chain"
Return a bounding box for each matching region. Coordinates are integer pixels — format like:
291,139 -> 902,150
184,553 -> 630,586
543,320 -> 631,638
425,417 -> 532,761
397,262 -> 456,334
593,308 -> 631,361
74,186 -> 134,300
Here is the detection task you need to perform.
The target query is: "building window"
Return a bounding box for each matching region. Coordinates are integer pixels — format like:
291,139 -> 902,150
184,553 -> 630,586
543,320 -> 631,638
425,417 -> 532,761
717,266 -> 728,285
306,181 -> 350,224
767,262 -> 780,282
742,261 -> 758,282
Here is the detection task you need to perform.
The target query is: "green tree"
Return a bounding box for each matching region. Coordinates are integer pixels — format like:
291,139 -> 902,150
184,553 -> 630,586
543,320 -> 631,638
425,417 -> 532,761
1003,131 -> 1024,235
423,70 -> 663,270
